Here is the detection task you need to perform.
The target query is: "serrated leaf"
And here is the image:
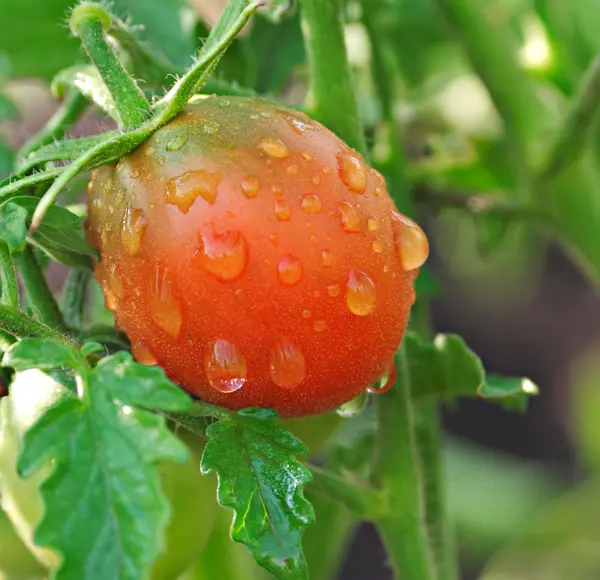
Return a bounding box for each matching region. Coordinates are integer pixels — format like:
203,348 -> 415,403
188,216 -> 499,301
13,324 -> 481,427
3,338 -> 85,373
201,407 -> 314,580
0,201 -> 28,251
405,332 -> 538,410
14,351 -> 193,580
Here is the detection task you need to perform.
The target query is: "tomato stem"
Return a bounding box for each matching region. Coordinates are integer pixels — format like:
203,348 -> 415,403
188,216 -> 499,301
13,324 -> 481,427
70,4 -> 151,130
0,243 -> 19,311
13,246 -> 68,333
17,91 -> 88,162
0,303 -> 77,346
298,0 -> 367,157
372,342 -> 436,580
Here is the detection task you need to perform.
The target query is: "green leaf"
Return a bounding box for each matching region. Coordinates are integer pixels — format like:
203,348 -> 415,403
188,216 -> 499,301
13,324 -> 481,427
16,352 -> 192,580
6,197 -> 83,230
0,202 -> 28,251
3,338 -> 85,373
404,332 -> 538,410
201,407 -> 314,580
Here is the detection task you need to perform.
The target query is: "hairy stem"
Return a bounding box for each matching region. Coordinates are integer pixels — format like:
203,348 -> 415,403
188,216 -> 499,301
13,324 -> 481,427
0,242 -> 19,310
70,4 -> 151,129
0,304 -> 76,345
373,344 -> 436,580
17,91 -> 88,160
14,246 -> 67,332
298,0 -> 367,156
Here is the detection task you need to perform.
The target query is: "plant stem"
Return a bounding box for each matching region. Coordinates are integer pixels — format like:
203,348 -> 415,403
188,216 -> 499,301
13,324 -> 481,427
0,168 -> 63,199
538,56 -> 600,180
17,91 -> 88,160
308,465 -> 384,518
14,246 -> 67,332
70,4 -> 151,130
61,268 -> 91,329
372,343 -> 436,580
0,242 -> 18,310
0,303 -> 76,344
298,0 -> 367,156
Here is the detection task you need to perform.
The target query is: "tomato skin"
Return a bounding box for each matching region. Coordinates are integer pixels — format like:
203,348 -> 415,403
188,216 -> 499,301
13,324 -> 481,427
87,96 -> 426,418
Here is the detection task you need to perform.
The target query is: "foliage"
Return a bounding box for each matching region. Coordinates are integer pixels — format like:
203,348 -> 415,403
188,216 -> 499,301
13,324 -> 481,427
2,0 -> 597,578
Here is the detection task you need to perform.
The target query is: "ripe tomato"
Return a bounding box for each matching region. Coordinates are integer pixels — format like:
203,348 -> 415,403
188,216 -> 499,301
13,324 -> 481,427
87,96 -> 428,418
0,370 -> 218,580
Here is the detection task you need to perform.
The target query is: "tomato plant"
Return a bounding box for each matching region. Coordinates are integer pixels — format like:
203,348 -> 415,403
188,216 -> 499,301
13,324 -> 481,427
4,0 -> 600,578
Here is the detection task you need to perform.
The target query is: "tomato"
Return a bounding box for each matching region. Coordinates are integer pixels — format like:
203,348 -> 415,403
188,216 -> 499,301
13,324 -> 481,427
0,370 -> 218,580
87,96 -> 428,418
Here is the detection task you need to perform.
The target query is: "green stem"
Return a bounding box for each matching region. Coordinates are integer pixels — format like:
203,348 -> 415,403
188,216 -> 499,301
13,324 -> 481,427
0,303 -> 76,345
0,243 -> 18,310
373,343 -> 436,580
308,465 -> 384,517
298,0 -> 367,156
14,246 -> 67,332
17,91 -> 88,160
61,268 -> 92,329
538,56 -> 600,180
70,4 -> 151,129
0,168 -> 63,199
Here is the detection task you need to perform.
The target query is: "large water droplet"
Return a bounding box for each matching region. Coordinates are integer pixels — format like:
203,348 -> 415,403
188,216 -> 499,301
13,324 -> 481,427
274,199 -> 291,221
165,170 -> 221,213
269,339 -> 306,389
166,135 -> 188,152
149,267 -> 183,337
391,210 -> 429,270
301,194 -> 322,214
121,207 -> 148,256
337,152 -> 367,194
336,391 -> 368,418
277,255 -> 303,286
131,341 -> 157,366
346,269 -> 377,316
204,339 -> 247,393
240,175 -> 260,199
368,363 -> 397,394
338,202 -> 361,233
193,224 -> 248,281
258,137 -> 289,158
289,117 -> 310,134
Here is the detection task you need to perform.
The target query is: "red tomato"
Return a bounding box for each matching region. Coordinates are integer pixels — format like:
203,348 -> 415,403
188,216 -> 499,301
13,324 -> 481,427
86,96 -> 428,417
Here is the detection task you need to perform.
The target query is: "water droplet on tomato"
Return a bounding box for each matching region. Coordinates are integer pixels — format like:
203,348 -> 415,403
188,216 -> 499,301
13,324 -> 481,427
268,233 -> 279,246
312,175 -> 322,186
391,210 -> 429,270
201,120 -> 220,135
372,239 -> 384,253
121,207 -> 148,256
193,224 -> 248,282
258,137 -> 289,158
302,309 -> 312,319
336,391 -> 368,418
367,217 -> 380,231
274,199 -> 291,221
145,147 -> 156,157
301,194 -> 322,214
115,189 -> 126,208
373,187 -> 384,198
107,264 -> 124,301
277,255 -> 303,286
269,339 -> 306,389
313,320 -> 327,332
149,268 -> 183,337
368,363 -> 397,394
287,164 -> 299,175
204,339 -> 247,393
165,170 -> 221,213
272,184 -> 284,196
337,152 -> 367,194
166,135 -> 188,152
240,175 -> 260,199
338,202 -> 361,232
321,250 -> 333,266
327,283 -> 340,297
289,118 -> 310,134
322,166 -> 332,175
131,341 -> 157,366
131,169 -> 140,179
116,162 -> 125,173
346,269 -> 377,316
